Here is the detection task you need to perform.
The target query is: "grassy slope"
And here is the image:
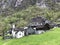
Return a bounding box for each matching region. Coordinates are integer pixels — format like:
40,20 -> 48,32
0,28 -> 60,45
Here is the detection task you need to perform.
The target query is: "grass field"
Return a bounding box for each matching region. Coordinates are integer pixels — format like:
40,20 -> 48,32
0,28 -> 60,45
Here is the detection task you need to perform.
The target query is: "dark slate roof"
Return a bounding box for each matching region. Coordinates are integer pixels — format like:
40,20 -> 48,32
14,28 -> 24,31
31,16 -> 46,22
28,16 -> 56,29
28,16 -> 48,26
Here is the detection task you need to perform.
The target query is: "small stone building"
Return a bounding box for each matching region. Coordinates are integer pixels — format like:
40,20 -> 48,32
25,16 -> 54,35
12,28 -> 25,38
3,16 -> 56,39
30,16 -> 51,30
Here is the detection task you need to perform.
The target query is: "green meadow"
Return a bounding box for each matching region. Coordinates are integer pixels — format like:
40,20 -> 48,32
0,28 -> 60,45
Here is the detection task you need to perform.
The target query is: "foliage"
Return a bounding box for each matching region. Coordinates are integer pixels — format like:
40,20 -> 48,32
45,0 -> 60,11
0,6 -> 60,31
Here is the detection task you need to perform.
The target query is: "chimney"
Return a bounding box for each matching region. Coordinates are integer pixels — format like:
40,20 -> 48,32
12,24 -> 15,29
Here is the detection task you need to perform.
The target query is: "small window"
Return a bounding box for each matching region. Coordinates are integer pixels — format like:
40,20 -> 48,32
41,23 -> 42,25
19,33 -> 21,35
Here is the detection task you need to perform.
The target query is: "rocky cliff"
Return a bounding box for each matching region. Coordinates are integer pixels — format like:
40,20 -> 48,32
0,0 -> 36,9
0,0 -> 60,15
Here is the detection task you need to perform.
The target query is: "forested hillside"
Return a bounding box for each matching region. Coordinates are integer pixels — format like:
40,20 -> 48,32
0,0 -> 60,32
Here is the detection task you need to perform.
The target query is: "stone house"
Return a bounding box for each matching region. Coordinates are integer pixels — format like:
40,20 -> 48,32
3,16 -> 56,39
11,24 -> 25,38
24,16 -> 54,35
12,28 -> 25,38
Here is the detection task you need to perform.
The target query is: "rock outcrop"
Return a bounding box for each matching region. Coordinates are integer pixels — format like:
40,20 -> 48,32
0,0 -> 60,15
